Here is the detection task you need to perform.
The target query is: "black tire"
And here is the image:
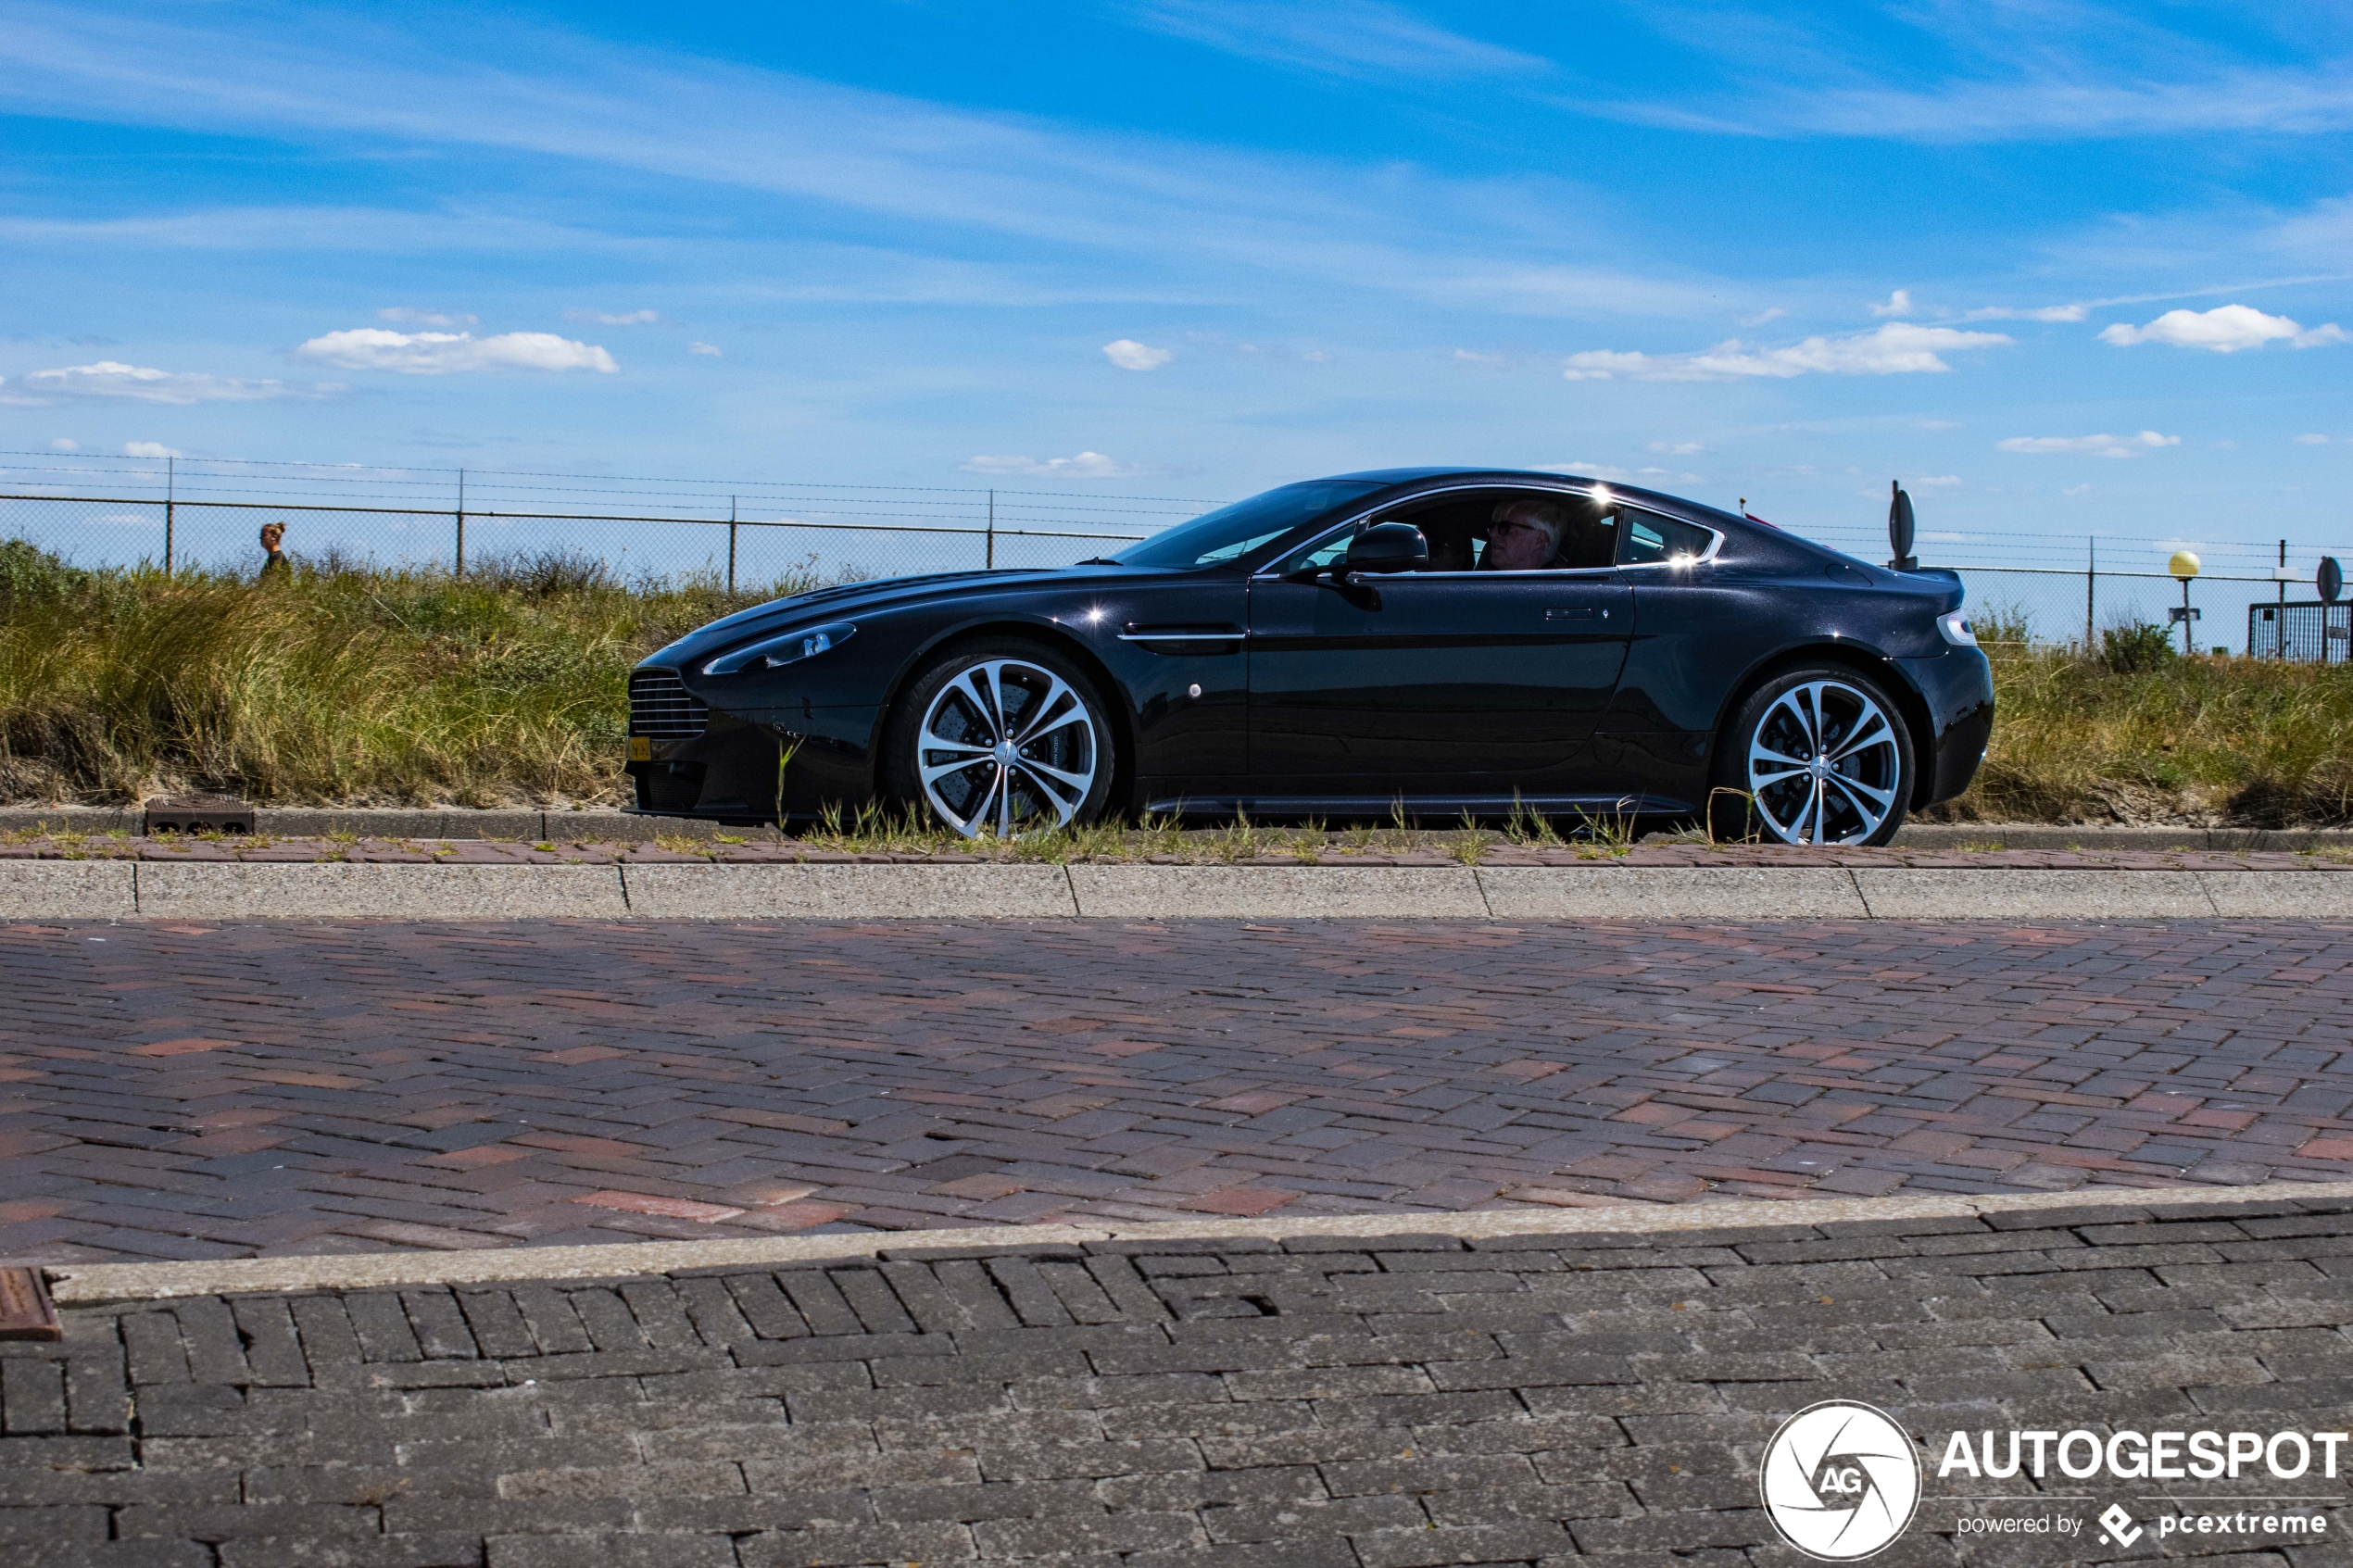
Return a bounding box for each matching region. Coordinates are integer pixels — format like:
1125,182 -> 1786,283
880,638 -> 1116,837
1707,666 -> 1915,847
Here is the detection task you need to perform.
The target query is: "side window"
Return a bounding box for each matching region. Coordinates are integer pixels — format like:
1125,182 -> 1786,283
1276,522 -> 1363,574
1617,507 -> 1715,566
1482,491 -> 1617,571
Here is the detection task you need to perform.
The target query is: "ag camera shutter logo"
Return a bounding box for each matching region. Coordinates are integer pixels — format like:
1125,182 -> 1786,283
1760,1400 -> 1922,1560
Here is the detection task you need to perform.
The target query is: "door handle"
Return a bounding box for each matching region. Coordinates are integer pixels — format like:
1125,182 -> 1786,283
1544,607 -> 1604,621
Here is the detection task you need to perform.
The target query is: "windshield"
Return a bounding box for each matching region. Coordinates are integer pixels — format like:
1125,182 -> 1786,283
1113,480 -> 1385,569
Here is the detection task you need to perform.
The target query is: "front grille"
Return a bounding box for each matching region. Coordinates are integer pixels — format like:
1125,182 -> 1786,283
629,669 -> 708,739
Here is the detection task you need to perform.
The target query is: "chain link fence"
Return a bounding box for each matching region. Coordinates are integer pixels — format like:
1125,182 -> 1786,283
3,451 -> 2344,656
0,452 -> 1190,589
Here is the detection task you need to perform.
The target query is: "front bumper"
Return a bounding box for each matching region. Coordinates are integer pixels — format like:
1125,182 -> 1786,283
624,705 -> 879,822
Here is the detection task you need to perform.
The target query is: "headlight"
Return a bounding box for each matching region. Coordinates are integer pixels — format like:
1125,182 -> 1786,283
1936,609 -> 1976,646
703,621 -> 856,675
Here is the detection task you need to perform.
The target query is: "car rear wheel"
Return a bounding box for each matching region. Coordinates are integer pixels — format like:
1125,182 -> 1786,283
883,640 -> 1114,838
1709,667 -> 1914,847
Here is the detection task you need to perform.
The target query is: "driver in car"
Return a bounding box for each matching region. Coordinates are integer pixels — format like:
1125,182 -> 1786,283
1481,498 -> 1567,571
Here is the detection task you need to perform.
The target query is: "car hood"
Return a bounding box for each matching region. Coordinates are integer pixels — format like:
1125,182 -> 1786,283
637,564 -> 1162,671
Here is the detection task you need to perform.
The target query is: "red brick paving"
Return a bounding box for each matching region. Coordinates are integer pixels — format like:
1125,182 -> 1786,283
1,917 -> 2350,1264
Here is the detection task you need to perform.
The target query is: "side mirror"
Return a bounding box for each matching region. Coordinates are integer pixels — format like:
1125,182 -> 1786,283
1343,521 -> 1428,575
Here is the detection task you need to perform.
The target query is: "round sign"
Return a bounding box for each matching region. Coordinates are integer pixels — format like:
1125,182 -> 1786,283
2322,556 -> 2344,604
1758,1400 -> 1921,1561
2169,549 -> 2201,580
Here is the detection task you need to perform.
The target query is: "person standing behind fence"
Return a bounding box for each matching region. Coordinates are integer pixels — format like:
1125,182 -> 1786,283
258,521 -> 291,583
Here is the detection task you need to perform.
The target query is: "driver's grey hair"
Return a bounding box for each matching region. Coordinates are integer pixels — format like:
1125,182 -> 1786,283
1490,497 -> 1567,549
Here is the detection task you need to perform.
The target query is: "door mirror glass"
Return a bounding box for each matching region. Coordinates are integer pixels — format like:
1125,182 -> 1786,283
1344,521 -> 1429,574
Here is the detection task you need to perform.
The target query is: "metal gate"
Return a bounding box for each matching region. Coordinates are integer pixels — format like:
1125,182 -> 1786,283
2248,600 -> 2353,662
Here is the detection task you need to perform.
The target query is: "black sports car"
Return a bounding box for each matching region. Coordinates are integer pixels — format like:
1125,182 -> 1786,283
627,468 -> 1993,846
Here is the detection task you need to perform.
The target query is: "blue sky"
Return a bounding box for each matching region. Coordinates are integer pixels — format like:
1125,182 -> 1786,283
2,0 -> 2349,565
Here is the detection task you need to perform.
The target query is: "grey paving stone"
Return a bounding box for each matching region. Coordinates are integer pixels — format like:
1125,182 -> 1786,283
9,1202 -> 2353,1565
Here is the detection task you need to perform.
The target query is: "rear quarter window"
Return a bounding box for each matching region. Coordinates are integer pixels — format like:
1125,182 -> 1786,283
1620,508 -> 1716,565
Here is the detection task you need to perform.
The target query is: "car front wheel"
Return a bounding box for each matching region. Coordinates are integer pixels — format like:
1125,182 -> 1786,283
1710,668 -> 1914,847
883,640 -> 1114,838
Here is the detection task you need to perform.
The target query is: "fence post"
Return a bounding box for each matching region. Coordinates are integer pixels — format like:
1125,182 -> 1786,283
2277,539 -> 2288,658
987,489 -> 995,570
2083,536 -> 2095,651
455,468 -> 466,577
728,495 -> 738,593
163,455 -> 174,578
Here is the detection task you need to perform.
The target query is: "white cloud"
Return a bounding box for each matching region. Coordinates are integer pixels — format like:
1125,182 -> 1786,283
0,6 -> 1724,323
46,437 -> 76,451
1740,307 -> 1787,327
23,360 -> 333,404
2063,483 -> 2092,495
2098,304 -> 2347,352
1102,339 -> 1172,371
688,341 -> 724,357
1961,303 -> 2088,322
295,329 -> 619,373
2296,433 -> 2333,445
962,451 -> 1143,479
1647,441 -> 1704,454
1913,419 -> 1962,430
567,308 -> 662,325
1997,431 -> 2180,458
1561,350 -> 1653,382
1301,348 -> 1332,363
1912,474 -> 1963,486
123,441 -> 182,458
1868,289 -> 1913,318
1126,0 -> 1547,82
1565,323 -> 2010,382
1452,348 -> 1505,364
379,306 -> 478,327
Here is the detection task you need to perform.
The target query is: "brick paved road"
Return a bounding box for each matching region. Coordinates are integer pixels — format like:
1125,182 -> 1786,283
4,919 -> 2352,1264
5,1198 -> 2349,1565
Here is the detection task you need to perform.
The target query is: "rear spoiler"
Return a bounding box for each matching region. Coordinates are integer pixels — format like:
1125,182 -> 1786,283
1894,564 -> 1966,612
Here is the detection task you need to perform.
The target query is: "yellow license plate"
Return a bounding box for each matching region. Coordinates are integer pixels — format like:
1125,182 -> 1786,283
628,737 -> 652,762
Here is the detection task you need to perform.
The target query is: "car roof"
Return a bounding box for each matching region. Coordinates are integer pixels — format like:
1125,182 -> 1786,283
1325,468 -> 1744,527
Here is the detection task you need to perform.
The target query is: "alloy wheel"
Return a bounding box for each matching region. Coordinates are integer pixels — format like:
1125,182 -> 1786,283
915,658 -> 1100,838
1744,679 -> 1903,846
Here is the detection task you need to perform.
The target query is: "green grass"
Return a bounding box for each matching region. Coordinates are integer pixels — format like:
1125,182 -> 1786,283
6,542 -> 2351,824
1930,616 -> 2353,826
0,541 -> 827,806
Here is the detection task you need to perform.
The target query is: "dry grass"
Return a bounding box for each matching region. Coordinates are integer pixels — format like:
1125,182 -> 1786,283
0,541 -> 829,806
1929,623 -> 2353,826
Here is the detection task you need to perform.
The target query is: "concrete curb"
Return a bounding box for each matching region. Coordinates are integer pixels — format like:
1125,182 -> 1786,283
1480,865 -> 1869,920
6,859 -> 2353,922
44,1178 -> 2353,1304
1067,863 -> 1491,919
622,861 -> 1079,919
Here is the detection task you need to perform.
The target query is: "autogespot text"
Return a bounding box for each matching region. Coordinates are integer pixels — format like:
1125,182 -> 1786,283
1940,1427 -> 2351,1481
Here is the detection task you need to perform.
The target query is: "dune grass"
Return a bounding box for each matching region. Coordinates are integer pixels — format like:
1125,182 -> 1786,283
1930,616 -> 2353,826
4,542 -> 2350,823
0,541 -> 824,807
